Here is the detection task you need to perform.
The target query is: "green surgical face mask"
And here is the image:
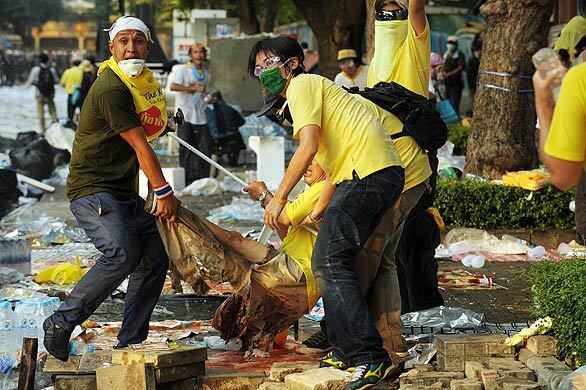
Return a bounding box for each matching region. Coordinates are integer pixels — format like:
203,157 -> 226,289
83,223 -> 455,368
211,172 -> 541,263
259,60 -> 290,95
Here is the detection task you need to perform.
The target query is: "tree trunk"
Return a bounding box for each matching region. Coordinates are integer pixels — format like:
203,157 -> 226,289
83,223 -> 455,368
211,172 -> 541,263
465,0 -> 554,179
292,0 -> 365,79
364,0 -> 376,64
235,0 -> 260,35
260,0 -> 278,32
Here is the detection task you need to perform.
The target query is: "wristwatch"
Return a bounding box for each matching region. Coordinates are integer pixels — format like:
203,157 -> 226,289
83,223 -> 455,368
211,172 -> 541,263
258,190 -> 269,206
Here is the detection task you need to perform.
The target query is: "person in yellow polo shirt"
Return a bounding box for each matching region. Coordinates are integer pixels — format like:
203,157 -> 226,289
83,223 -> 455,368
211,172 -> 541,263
534,62 -> 586,245
60,59 -> 83,121
248,36 -> 405,389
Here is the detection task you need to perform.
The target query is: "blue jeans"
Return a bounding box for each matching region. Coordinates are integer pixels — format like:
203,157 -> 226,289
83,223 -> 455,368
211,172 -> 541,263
52,192 -> 169,345
312,166 -> 404,366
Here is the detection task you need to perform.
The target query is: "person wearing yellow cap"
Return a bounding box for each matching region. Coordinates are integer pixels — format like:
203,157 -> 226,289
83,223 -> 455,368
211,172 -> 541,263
43,16 -> 180,362
334,49 -> 369,90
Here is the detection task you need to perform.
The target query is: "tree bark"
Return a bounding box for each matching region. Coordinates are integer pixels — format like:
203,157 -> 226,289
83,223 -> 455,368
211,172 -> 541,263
235,0 -> 260,35
259,0 -> 278,32
292,0 -> 366,79
465,0 -> 554,179
365,0 -> 376,64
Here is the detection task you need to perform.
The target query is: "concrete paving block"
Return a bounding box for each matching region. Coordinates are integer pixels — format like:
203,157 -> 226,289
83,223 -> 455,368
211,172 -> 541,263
44,355 -> 81,374
77,350 -> 112,374
268,361 -> 319,382
413,364 -> 435,372
524,356 -> 570,372
464,361 -> 485,380
497,368 -> 536,382
96,362 -> 156,390
203,371 -> 266,390
259,382 -> 288,390
438,353 -> 466,371
400,382 -> 444,389
450,378 -> 484,390
435,334 -> 515,358
156,362 -> 205,383
284,367 -> 352,390
525,336 -> 557,357
518,349 -> 537,365
484,357 -> 526,371
494,376 -> 545,390
480,368 -> 499,390
400,369 -> 465,388
111,346 -> 206,368
54,374 -> 97,390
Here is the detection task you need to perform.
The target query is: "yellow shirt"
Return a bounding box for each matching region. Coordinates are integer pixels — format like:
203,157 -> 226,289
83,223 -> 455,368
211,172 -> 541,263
365,19 -> 432,190
60,66 -> 83,94
545,63 -> 586,166
287,74 -> 403,184
280,180 -> 325,308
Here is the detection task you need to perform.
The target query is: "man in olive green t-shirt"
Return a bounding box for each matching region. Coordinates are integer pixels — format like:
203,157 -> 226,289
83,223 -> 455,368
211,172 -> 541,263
43,16 -> 180,362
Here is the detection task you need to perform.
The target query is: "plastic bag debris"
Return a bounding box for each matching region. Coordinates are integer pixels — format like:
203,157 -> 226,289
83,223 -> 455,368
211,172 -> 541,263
42,226 -> 89,245
34,257 -> 84,286
203,336 -> 242,351
182,178 -> 227,196
404,343 -> 437,369
437,141 -> 466,172
559,365 -> 586,390
401,306 -> 485,329
45,123 -> 74,153
207,196 -> 263,224
444,228 -> 530,256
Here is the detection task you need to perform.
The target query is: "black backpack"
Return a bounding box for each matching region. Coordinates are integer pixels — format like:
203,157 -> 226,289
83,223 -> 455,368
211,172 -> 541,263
37,67 -> 55,97
347,82 -> 448,151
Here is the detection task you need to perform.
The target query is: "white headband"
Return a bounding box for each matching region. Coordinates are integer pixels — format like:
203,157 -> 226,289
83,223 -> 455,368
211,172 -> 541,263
103,16 -> 153,43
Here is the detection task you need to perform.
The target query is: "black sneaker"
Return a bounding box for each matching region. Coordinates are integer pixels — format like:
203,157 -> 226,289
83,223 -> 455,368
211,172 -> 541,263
302,329 -> 331,351
344,361 -> 399,390
319,351 -> 349,370
43,316 -> 72,362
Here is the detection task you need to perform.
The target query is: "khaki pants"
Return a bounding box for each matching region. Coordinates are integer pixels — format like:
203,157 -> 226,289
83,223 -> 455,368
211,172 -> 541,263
355,181 -> 428,357
36,95 -> 57,132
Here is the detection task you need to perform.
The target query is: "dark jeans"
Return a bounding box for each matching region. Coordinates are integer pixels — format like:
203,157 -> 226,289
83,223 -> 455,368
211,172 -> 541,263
67,94 -> 77,121
178,122 -> 213,184
312,166 -> 404,366
52,192 -> 169,345
445,83 -> 463,116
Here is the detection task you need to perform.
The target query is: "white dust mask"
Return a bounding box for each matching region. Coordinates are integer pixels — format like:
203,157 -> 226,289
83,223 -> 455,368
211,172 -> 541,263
118,59 -> 145,78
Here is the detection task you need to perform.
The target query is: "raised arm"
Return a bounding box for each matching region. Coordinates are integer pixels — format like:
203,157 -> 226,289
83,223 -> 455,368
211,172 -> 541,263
409,0 -> 427,36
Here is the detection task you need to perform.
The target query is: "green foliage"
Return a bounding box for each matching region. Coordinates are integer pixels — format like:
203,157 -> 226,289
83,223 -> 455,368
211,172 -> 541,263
527,259 -> 586,367
0,0 -> 65,32
447,123 -> 470,156
434,180 -> 575,230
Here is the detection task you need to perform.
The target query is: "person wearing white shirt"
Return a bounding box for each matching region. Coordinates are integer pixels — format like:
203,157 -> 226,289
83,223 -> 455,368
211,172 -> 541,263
169,43 -> 213,183
334,49 -> 369,90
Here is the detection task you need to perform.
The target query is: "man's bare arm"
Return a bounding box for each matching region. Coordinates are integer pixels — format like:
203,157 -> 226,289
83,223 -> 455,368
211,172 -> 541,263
409,0 -> 427,36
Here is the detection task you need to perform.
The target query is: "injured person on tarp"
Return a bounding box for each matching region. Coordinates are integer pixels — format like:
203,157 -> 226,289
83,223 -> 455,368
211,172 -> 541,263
145,161 -> 326,350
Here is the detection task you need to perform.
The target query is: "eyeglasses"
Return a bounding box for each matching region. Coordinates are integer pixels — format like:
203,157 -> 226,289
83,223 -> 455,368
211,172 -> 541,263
253,56 -> 288,77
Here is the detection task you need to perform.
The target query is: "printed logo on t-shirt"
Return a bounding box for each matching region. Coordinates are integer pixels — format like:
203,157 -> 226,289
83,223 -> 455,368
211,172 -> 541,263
139,105 -> 165,137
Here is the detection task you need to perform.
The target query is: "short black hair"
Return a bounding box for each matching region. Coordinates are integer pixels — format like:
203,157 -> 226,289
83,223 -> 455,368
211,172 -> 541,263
247,36 -> 306,78
188,45 -> 207,55
38,53 -> 49,64
300,41 -> 309,49
86,55 -> 96,65
73,59 -> 81,66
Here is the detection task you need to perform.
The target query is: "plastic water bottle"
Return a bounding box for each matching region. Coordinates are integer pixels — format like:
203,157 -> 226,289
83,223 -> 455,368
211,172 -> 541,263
532,48 -> 565,101
0,301 -> 16,353
461,255 -> 474,267
69,341 -> 95,355
0,353 -> 16,389
528,246 -> 546,259
14,300 -> 40,348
